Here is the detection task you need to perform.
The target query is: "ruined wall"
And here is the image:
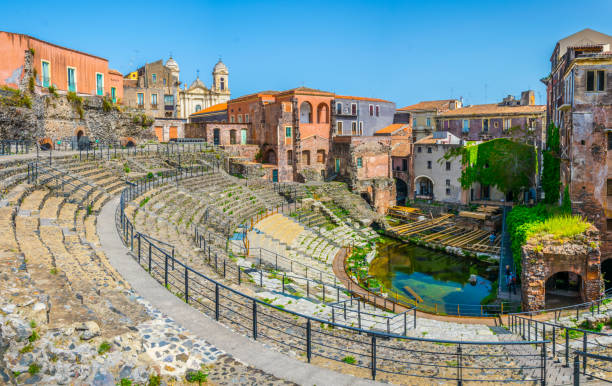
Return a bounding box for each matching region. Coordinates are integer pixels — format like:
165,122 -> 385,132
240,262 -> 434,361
521,226 -> 602,311
0,93 -> 155,143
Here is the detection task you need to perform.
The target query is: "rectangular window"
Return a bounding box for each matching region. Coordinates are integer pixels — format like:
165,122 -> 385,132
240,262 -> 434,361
597,70 -> 605,91
285,126 -> 292,138
163,78 -> 166,85
336,102 -> 342,114
586,70 -> 595,91
351,103 -> 357,115
245,114 -> 249,123
446,179 -> 450,186
417,146 -> 422,153
95,73 -> 102,95
446,188 -> 451,195
427,147 -> 432,153
369,105 -> 374,116
41,60 -> 50,88
359,121 -> 363,135
357,157 -> 363,168
351,121 -> 357,135
446,161 -> 451,171
237,114 -> 242,123
427,160 -> 432,169
152,73 -> 157,83
413,117 -> 417,126
137,93 -> 144,106
444,120 -> 449,129
287,150 -> 293,165
375,105 -> 380,117
151,93 -> 157,106
426,117 -> 431,127
504,119 -> 511,131
483,119 -> 489,132
337,121 -> 343,134
67,67 -> 76,92
164,94 -> 174,105
230,116 -> 235,123
462,119 -> 469,133
110,87 -> 116,103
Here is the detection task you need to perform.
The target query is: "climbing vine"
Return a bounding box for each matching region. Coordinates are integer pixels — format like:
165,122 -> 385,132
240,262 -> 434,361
443,138 -> 537,199
541,123 -> 561,204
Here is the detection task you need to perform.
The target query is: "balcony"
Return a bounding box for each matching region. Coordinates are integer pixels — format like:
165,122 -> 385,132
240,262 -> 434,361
137,104 -> 144,109
151,104 -> 158,110
164,105 -> 174,111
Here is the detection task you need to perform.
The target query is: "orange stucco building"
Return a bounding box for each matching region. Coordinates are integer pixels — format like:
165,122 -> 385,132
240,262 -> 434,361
0,31 -> 123,101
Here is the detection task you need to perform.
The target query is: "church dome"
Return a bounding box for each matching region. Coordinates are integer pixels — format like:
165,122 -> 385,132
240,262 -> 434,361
165,57 -> 179,72
213,59 -> 228,73
189,76 -> 206,90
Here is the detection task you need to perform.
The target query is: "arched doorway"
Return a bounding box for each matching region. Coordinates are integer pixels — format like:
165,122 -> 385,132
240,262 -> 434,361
264,149 -> 276,164
229,129 -> 237,145
545,271 -> 583,308
395,178 -> 408,205
76,130 -> 88,150
39,138 -> 52,151
602,258 -> 612,291
414,176 -> 434,199
300,102 -> 312,124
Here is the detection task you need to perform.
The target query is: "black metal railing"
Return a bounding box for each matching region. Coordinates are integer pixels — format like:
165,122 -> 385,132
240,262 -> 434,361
510,314 -> 612,376
116,172 -> 549,383
573,351 -> 612,384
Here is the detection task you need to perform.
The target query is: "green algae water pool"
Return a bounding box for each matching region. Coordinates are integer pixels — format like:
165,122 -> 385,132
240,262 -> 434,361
369,238 -> 497,315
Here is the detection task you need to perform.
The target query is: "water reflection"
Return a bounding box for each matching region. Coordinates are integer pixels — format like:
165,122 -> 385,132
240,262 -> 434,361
370,239 -> 496,313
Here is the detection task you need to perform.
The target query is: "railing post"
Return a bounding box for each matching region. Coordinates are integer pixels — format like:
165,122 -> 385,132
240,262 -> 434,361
582,333 -> 587,374
164,254 -> 168,288
404,311 -> 407,336
306,319 -> 311,362
215,283 -> 220,321
252,300 -> 258,340
573,355 -> 580,386
414,308 -> 417,329
371,335 -> 377,380
148,244 -> 152,273
565,328 -> 570,367
541,341 -> 546,386
184,267 -> 189,303
457,344 -> 462,385
552,325 -> 556,357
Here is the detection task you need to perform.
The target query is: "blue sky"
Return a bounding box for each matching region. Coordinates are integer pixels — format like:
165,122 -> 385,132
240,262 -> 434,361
2,0 -> 611,107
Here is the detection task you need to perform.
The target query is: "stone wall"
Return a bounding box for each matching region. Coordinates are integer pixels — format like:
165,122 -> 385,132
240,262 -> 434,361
521,226 -> 602,311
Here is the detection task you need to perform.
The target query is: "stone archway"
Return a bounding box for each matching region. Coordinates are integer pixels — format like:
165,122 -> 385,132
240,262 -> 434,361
521,226 -> 601,312
264,149 -> 276,164
300,102 -> 312,124
414,175 -> 434,199
545,271 -> 584,309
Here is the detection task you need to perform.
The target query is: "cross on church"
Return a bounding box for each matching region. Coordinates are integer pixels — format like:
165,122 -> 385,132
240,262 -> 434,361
196,69 -> 200,78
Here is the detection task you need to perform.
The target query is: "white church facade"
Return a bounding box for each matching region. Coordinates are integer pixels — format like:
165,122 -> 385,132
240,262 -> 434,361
178,60 -> 230,118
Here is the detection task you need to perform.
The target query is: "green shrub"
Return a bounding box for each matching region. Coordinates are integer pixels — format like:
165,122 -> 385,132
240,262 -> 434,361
342,356 -> 356,364
561,185 -> 571,214
48,85 -> 58,97
186,369 -> 208,384
147,172 -> 154,179
28,330 -> 39,342
124,166 -> 130,173
542,124 -> 561,204
66,91 -> 84,118
28,363 -> 41,375
98,341 -> 111,355
148,374 -> 161,386
120,379 -> 132,386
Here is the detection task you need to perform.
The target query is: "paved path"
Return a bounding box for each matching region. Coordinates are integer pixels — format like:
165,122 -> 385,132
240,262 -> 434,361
332,248 -> 501,326
97,196 -> 381,386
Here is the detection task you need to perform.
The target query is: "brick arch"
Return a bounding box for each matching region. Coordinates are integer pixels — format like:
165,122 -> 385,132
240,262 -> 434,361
299,101 -> 312,124
39,137 -> 53,150
120,137 -> 137,147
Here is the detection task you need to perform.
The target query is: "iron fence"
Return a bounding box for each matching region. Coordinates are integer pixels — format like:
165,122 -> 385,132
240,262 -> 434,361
116,176 -> 550,384
573,351 -> 612,384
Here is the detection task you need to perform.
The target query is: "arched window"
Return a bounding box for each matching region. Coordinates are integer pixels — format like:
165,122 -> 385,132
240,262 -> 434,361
300,102 -> 312,124
316,103 -> 329,123
195,104 -> 202,112
220,78 -> 225,91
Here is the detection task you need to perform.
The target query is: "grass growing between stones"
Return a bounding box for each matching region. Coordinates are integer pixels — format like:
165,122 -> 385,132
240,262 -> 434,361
98,341 -> 111,355
526,215 -> 590,240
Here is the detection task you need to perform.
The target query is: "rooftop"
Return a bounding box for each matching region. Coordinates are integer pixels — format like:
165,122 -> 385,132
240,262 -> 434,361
335,95 -> 392,103
190,102 -> 227,116
438,104 -> 546,117
398,99 -> 459,112
375,123 -> 409,135
554,28 -> 612,61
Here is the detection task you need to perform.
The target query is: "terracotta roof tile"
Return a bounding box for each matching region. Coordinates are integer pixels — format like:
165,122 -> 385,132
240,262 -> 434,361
398,100 -> 458,112
414,135 -> 438,145
391,141 -> 411,156
375,123 -> 408,135
191,102 -> 227,116
438,104 -> 545,117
